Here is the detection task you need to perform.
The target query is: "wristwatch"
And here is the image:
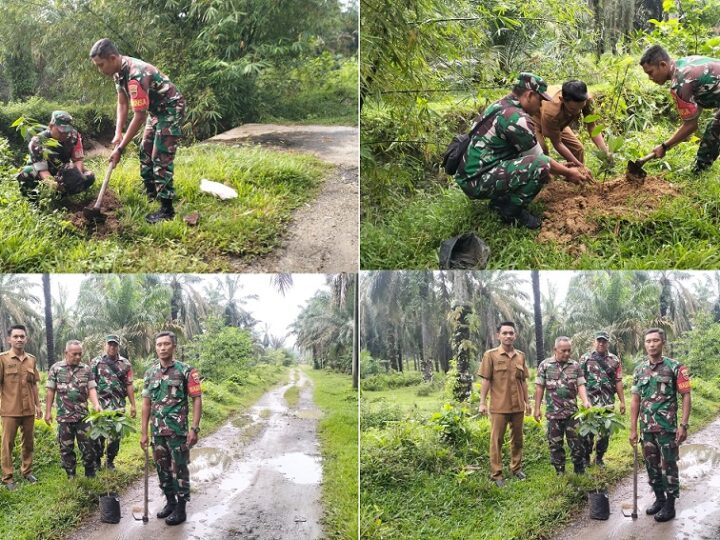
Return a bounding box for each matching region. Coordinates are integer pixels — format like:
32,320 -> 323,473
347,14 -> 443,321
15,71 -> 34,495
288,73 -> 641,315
680,423 -> 689,430
191,426 -> 200,434
661,142 -> 669,152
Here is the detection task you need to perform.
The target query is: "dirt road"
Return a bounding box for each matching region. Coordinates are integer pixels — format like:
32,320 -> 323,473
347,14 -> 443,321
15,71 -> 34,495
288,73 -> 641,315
66,368 -> 324,540
553,415 -> 720,540
209,123 -> 358,273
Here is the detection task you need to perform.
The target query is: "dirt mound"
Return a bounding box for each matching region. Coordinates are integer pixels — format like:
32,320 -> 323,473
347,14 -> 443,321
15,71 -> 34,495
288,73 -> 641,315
65,189 -> 122,237
535,175 -> 679,250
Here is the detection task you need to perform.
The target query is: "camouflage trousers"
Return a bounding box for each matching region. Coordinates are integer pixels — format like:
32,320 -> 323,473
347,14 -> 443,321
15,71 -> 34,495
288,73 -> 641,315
459,154 -> 551,208
16,166 -> 95,201
583,432 -> 610,463
140,98 -> 186,200
95,434 -> 121,465
642,431 -> 680,498
695,109 -> 720,172
153,434 -> 190,501
57,421 -> 96,476
546,417 -> 584,470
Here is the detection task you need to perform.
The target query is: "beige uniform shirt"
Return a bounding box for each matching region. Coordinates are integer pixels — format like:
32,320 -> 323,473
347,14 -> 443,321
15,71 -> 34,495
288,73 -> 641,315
0,350 -> 40,417
477,347 -> 529,414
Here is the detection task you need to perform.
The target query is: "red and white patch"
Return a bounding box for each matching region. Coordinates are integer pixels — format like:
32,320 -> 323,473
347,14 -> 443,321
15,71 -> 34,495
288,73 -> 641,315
671,89 -> 699,121
677,365 -> 691,393
187,368 -> 202,397
128,80 -> 149,112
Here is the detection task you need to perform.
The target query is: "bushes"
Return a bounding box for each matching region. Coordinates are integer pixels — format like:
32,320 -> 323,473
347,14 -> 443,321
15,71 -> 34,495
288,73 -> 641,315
361,372 -> 424,391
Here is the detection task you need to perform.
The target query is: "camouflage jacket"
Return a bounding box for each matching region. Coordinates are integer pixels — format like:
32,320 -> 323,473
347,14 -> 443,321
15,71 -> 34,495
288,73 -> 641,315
142,360 -> 201,437
114,56 -> 184,116
91,354 -> 133,410
632,356 -> 691,433
46,361 -> 96,423
456,94 -> 539,186
579,351 -> 622,408
27,129 -> 84,175
671,56 -> 720,121
536,357 -> 586,420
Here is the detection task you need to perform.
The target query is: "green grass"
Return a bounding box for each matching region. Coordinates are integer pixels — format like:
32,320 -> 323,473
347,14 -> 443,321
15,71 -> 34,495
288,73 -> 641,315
304,366 -> 358,540
0,366 -> 286,540
360,373 -> 720,540
0,143 -> 326,272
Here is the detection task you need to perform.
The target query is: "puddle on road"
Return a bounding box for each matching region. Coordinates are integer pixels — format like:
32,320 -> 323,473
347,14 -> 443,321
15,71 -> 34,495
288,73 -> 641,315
295,409 -> 322,420
189,447 -> 232,482
267,452 -> 322,484
678,444 -> 720,482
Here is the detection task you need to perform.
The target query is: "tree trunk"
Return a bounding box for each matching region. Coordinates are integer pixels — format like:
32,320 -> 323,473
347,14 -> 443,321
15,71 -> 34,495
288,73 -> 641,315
419,273 -> 433,382
450,303 -> 473,402
532,270 -> 544,367
352,276 -> 359,390
42,273 -> 54,369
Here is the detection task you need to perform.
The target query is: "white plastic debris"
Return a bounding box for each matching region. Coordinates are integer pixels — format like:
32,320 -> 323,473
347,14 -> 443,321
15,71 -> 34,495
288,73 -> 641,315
200,178 -> 238,200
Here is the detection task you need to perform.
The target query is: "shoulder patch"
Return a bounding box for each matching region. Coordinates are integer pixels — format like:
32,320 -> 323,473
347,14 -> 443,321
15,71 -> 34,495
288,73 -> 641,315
128,79 -> 149,111
187,368 -> 202,397
677,365 -> 691,393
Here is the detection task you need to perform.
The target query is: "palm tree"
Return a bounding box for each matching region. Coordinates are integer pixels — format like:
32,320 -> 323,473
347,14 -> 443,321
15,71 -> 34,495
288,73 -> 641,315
166,275 -> 209,340
0,274 -> 41,348
42,274 -> 54,369
531,270 -> 544,366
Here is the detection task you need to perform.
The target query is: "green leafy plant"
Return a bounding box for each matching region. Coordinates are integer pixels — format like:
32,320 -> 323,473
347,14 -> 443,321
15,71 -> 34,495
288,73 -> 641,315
84,409 -> 136,441
573,405 -> 624,439
430,402 -> 471,445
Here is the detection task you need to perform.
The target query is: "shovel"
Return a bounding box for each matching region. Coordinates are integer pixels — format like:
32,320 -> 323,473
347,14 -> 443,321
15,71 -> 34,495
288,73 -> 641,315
626,151 -> 656,179
82,159 -> 116,223
621,443 -> 639,519
132,446 -> 149,523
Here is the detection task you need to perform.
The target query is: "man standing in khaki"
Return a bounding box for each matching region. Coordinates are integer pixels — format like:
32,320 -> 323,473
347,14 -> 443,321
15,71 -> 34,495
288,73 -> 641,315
477,321 -> 531,487
0,325 -> 42,490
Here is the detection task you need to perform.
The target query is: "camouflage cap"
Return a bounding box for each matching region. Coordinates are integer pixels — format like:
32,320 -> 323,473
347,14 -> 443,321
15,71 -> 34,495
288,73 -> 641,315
515,72 -> 552,101
105,334 -> 121,344
595,331 -> 610,341
50,110 -> 76,134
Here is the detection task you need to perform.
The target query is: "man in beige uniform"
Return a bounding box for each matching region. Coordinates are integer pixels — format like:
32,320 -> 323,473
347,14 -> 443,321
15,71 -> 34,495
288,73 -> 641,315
477,321 -> 531,487
533,80 -> 611,167
0,325 -> 42,490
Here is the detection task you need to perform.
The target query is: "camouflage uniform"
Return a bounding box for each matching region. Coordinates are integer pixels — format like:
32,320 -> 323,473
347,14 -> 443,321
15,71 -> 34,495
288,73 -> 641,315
536,356 -> 586,472
114,56 -> 186,200
455,73 -> 552,210
579,350 -> 622,463
91,354 -> 133,466
632,356 -> 691,498
16,112 -> 95,200
46,361 -> 97,476
142,360 -> 201,502
670,56 -> 720,171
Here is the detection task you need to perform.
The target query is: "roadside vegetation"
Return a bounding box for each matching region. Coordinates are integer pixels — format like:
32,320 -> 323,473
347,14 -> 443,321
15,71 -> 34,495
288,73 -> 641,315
361,0 -> 720,269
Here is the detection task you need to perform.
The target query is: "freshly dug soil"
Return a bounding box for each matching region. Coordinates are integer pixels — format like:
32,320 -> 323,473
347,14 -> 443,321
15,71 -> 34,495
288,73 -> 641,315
65,189 -> 122,237
535,175 -> 679,251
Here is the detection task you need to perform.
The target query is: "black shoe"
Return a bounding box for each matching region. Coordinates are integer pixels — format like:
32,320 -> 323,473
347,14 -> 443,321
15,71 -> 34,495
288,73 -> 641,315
555,466 -> 565,476
489,198 -> 518,223
654,496 -> 676,522
157,495 -> 177,519
493,478 -> 506,487
106,459 -> 116,471
85,469 -> 96,478
594,456 -> 606,468
515,208 -> 542,229
573,464 -> 585,475
165,499 -> 186,525
146,199 -> 175,224
23,474 -> 38,483
646,492 -> 666,515
5,482 -> 16,491
513,470 -> 527,480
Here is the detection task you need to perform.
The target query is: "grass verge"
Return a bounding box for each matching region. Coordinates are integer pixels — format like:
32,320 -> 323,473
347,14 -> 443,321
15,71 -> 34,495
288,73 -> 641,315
0,366 -> 286,540
304,366 -> 358,540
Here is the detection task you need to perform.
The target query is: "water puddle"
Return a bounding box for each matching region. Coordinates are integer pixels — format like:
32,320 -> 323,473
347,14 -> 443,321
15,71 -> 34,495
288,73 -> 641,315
266,452 -> 322,484
189,447 -> 232,482
295,409 -> 323,420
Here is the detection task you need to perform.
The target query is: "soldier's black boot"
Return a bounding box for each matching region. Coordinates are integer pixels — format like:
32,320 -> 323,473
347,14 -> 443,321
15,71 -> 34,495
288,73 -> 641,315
595,453 -> 606,468
645,491 -> 666,515
554,465 -> 565,476
573,462 -> 585,475
165,499 -> 187,525
144,182 -> 157,201
145,198 -> 175,224
106,459 -> 115,471
157,494 -> 177,519
654,495 -> 676,522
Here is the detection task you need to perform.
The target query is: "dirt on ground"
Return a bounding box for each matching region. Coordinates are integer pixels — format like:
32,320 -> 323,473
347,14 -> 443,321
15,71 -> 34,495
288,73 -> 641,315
65,189 -> 122,237
65,368 -> 324,540
535,174 -> 679,254
553,415 -> 720,540
209,124 -> 358,273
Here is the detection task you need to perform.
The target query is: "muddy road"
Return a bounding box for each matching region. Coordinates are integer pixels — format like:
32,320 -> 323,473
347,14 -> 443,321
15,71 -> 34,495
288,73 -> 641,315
553,415 -> 720,540
66,368 -> 324,540
209,124 -> 358,273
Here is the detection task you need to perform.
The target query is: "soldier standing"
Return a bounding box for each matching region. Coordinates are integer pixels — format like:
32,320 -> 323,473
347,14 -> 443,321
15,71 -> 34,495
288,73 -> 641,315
454,72 -> 590,229
16,111 -> 95,201
534,336 -> 591,474
629,328 -> 691,522
640,44 -> 720,173
0,325 -> 42,490
579,331 -> 626,467
141,331 -> 202,526
90,38 -> 186,223
45,340 -> 102,478
477,321 -> 531,487
91,335 -> 136,470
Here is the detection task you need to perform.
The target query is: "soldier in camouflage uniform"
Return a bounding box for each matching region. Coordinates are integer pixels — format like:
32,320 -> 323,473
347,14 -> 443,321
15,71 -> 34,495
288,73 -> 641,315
629,328 -> 691,522
455,72 -> 590,229
579,331 -> 626,467
141,331 -> 202,526
640,44 -> 720,173
534,337 -> 591,474
16,111 -> 95,202
90,38 -> 186,223
91,335 -> 136,470
45,340 -> 102,478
